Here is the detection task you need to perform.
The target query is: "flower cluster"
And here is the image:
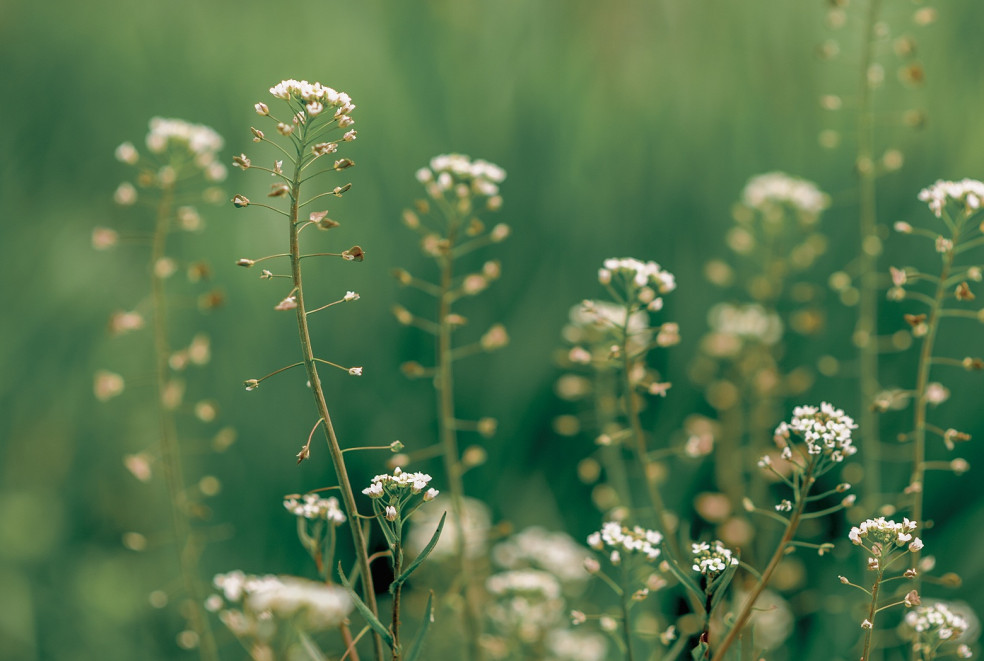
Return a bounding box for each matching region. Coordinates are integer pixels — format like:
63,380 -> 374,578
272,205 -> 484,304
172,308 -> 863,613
407,497 -> 491,560
774,402 -> 858,462
849,517 -> 923,553
362,467 -> 438,500
917,178 -> 984,218
691,540 -> 739,577
143,117 -> 225,164
485,570 -> 565,643
210,571 -> 353,632
707,303 -> 783,346
283,493 -> 345,524
268,79 -> 356,116
740,171 -> 830,219
598,257 -> 676,294
905,602 -> 974,659
587,521 -> 662,564
492,526 -> 594,585
415,153 -> 506,198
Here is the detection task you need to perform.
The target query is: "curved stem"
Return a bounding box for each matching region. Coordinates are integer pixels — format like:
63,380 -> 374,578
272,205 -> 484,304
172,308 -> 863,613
288,165 -> 385,661
710,459 -> 816,661
391,547 -> 403,660
151,183 -> 219,661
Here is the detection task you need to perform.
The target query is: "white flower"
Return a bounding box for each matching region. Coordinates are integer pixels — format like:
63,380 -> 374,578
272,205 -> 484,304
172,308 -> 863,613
343,291 -> 360,302
588,521 -> 662,562
115,142 -> 139,165
740,171 -> 830,218
691,540 -> 739,576
918,179 -> 984,218
348,366 -> 363,376
492,526 -> 594,584
385,506 -> 398,521
284,494 -> 346,524
781,402 -> 858,461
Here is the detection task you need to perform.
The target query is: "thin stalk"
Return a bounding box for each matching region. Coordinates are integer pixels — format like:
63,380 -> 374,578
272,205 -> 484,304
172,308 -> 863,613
436,219 -> 485,661
287,158 -> 385,661
391,546 -> 403,661
710,458 -> 817,661
909,246 -> 955,576
620,564 -> 636,661
860,568 -> 885,661
856,0 -> 884,513
619,316 -> 679,561
151,182 -> 219,661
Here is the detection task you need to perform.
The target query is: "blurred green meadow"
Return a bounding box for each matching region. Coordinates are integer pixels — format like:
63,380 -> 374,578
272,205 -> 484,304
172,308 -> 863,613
2,1 -> 984,659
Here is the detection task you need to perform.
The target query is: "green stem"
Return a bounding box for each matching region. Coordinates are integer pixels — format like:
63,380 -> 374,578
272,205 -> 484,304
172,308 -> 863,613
910,245 -> 955,577
287,156 -> 385,661
620,565 -> 636,661
856,0 -> 884,515
391,547 -> 403,660
151,182 -> 219,661
860,569 -> 884,661
710,459 -> 816,661
619,314 -> 679,561
436,218 -> 485,661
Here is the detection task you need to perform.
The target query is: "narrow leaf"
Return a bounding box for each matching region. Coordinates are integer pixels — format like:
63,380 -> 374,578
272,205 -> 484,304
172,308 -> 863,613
392,512 -> 446,592
709,555 -> 740,612
404,591 -> 435,661
664,555 -> 705,611
338,564 -> 394,648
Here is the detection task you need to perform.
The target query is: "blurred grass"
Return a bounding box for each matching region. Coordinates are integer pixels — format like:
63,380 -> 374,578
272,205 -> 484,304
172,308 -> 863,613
2,1 -> 984,659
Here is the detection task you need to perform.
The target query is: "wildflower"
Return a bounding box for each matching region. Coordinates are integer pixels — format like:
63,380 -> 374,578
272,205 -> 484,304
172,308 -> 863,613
423,488 -> 439,501
283,493 -> 345,524
212,572 -> 352,631
691,540 -> 739,576
849,517 -> 921,552
740,171 -> 830,219
343,291 -> 359,302
777,402 -> 858,461
274,296 -> 297,311
385,505 -> 398,521
232,194 -> 250,208
243,379 -> 259,391
94,370 -> 125,401
114,182 -> 137,206
92,227 -> 119,250
480,324 -> 509,351
571,610 -> 587,625
587,521 -> 662,563
407,497 -> 490,560
918,179 -> 984,218
254,102 -> 269,115
115,142 -> 139,164
491,526 -> 594,584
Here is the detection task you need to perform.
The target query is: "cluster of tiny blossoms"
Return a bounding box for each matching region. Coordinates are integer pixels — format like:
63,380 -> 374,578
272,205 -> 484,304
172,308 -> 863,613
918,179 -> 984,218
905,602 -> 972,657
849,517 -> 923,553
267,79 -> 356,117
599,257 -> 676,294
210,571 -> 352,631
692,540 -> 739,577
143,117 -> 225,161
587,522 -> 662,564
774,402 -> 857,462
740,171 -> 830,218
362,467 -> 439,501
283,493 -> 345,524
415,153 -> 506,199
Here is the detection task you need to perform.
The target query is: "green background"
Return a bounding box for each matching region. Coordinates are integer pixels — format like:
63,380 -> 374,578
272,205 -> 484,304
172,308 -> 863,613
2,1 -> 983,659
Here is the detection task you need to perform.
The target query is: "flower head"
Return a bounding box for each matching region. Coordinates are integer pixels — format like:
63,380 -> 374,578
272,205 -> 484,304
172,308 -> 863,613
918,179 -> 984,218
587,521 -> 662,564
740,171 -> 830,221
775,402 -> 858,462
692,540 -> 739,576
283,493 -> 345,524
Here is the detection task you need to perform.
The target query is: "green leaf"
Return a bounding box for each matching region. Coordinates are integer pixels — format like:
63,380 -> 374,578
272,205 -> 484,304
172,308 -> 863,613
373,502 -> 400,551
338,564 -> 394,648
664,555 -> 705,611
690,639 -> 709,660
297,632 -> 327,661
709,555 -> 740,612
391,512 -> 446,593
404,591 -> 435,661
